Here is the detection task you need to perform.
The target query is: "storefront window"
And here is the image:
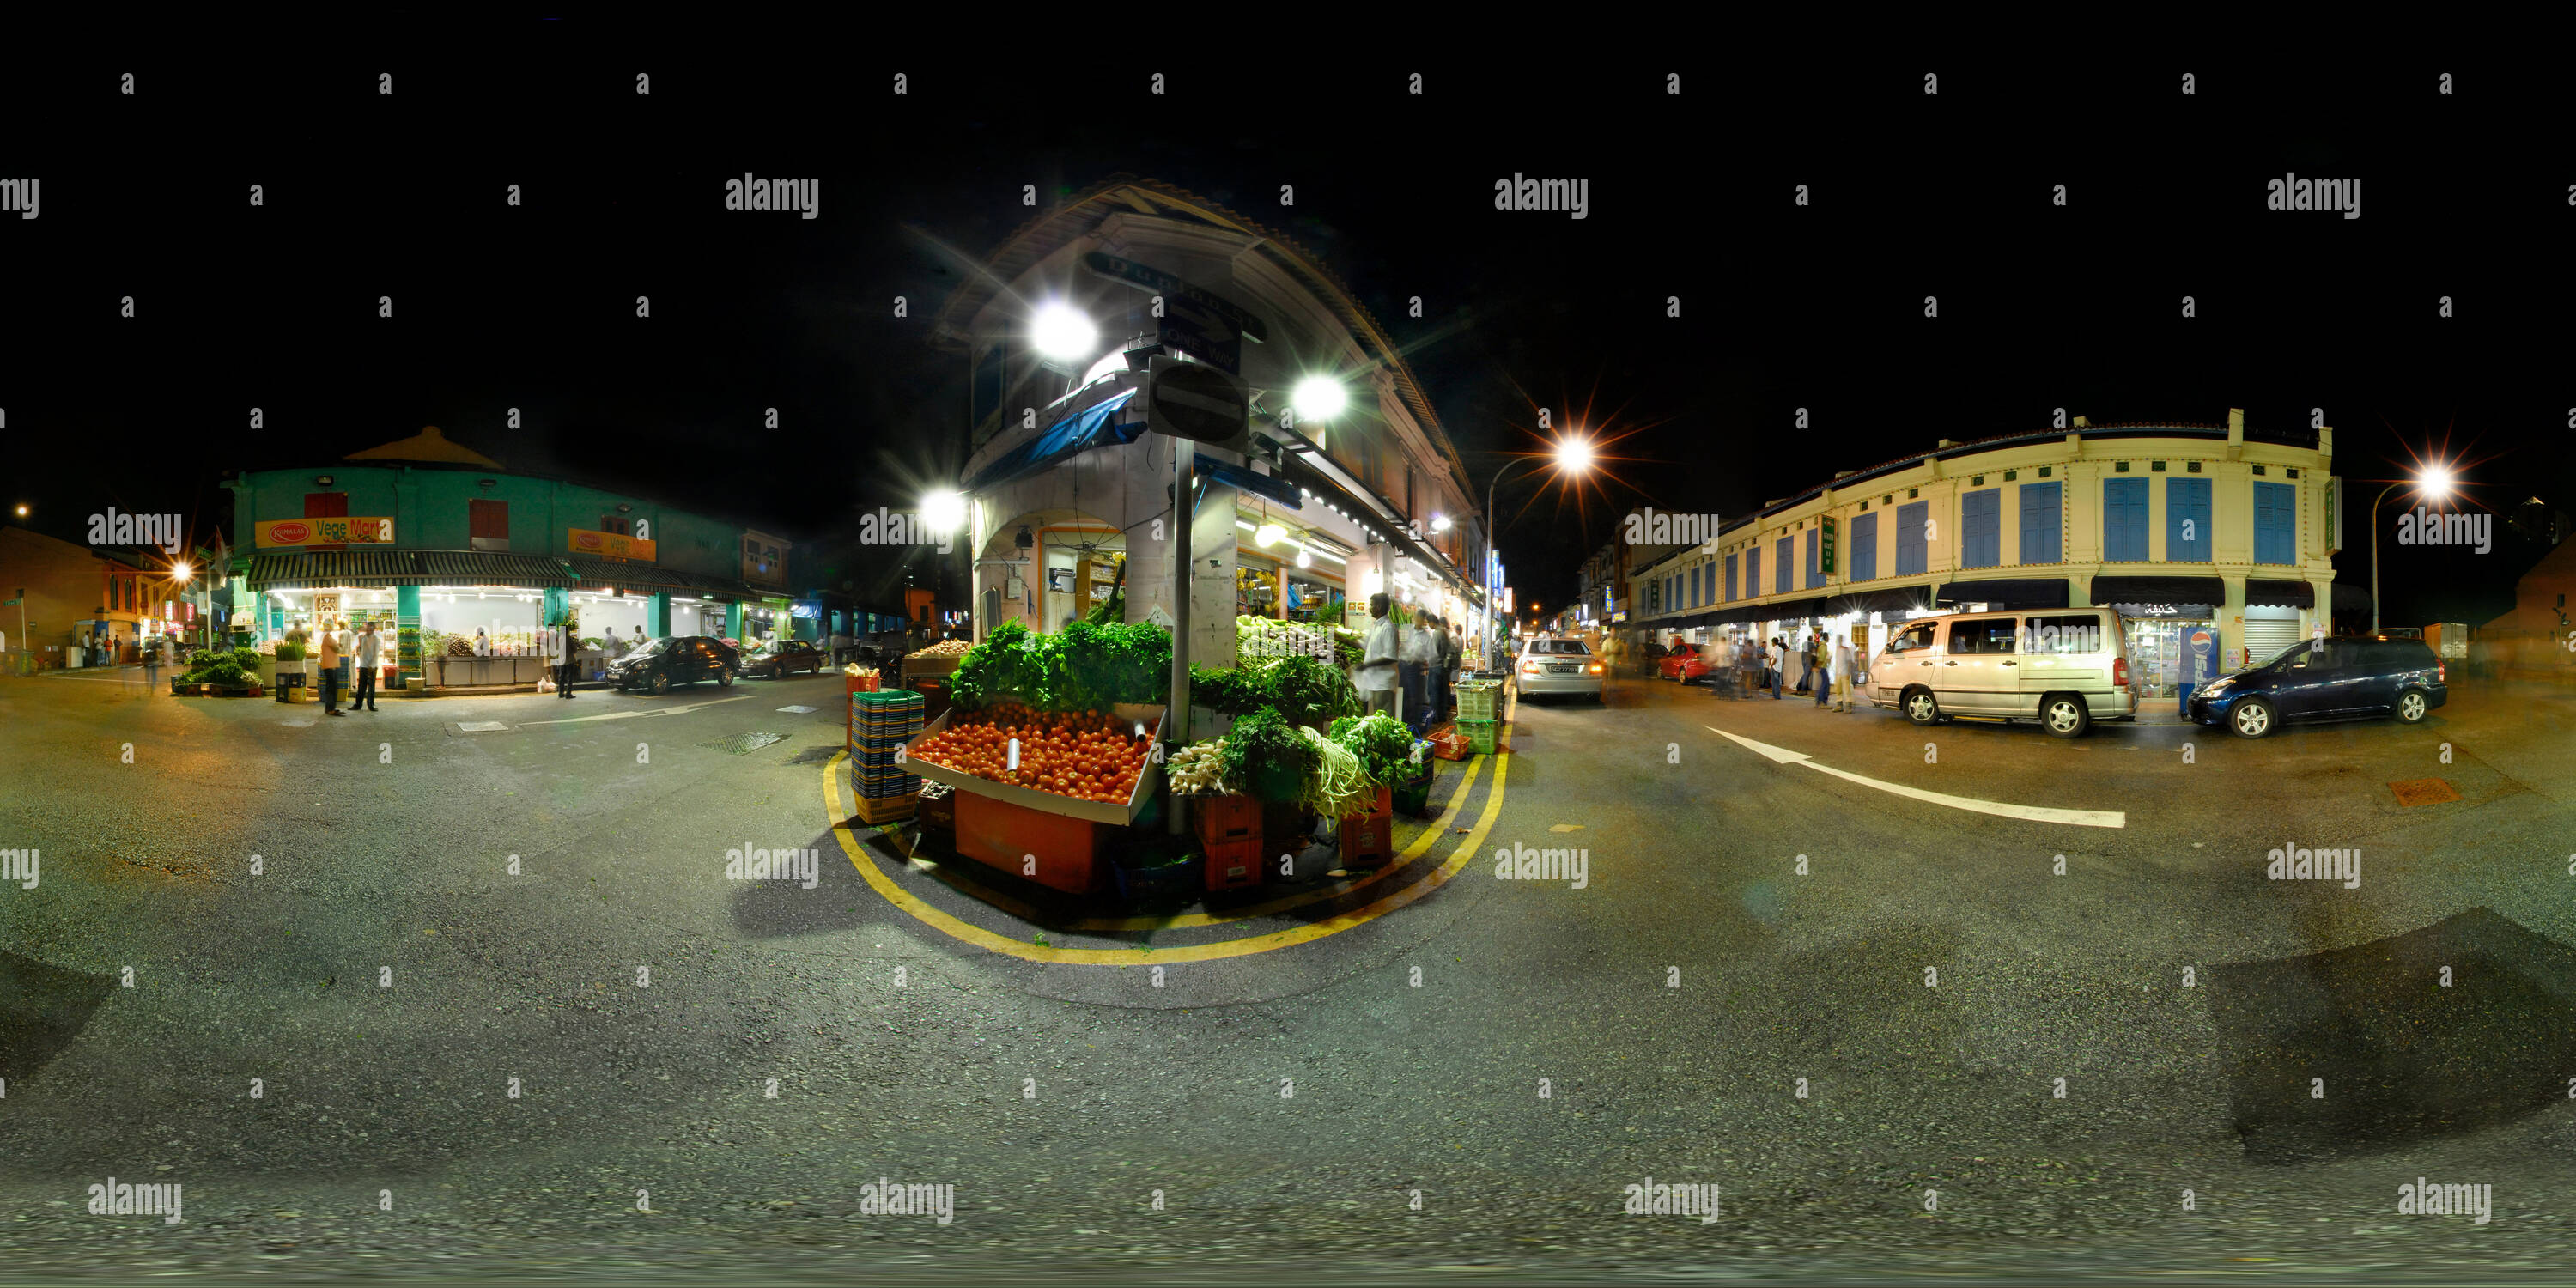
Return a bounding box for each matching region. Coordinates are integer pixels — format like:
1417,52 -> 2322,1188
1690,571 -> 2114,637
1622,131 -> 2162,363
2117,606 -> 2217,701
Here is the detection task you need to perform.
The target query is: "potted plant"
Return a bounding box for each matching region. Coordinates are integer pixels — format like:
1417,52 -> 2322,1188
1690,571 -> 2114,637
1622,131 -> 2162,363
272,640 -> 307,702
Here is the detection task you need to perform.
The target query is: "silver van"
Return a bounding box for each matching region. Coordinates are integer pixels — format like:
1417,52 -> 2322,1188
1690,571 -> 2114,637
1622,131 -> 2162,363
1868,607 -> 2138,738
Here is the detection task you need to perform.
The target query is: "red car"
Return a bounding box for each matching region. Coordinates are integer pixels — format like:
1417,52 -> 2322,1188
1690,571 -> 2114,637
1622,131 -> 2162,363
1660,647 -> 1716,683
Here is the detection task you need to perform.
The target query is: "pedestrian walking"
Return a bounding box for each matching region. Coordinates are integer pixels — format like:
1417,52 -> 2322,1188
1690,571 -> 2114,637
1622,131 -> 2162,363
1356,593 -> 1400,717
354,621 -> 383,711
550,614 -> 580,698
1814,634 -> 1832,708
141,635 -> 163,694
1832,634 -> 1858,712
1767,636 -> 1786,699
1400,611 -> 1438,733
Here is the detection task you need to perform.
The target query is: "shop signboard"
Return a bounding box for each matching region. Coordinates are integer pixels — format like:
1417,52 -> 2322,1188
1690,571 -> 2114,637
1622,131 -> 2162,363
1081,252 -> 1268,343
569,528 -> 658,562
1819,514 -> 1838,574
258,518 -> 394,548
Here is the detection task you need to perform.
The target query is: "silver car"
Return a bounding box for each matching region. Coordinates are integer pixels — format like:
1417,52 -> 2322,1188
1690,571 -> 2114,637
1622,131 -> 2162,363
1516,637 -> 1604,702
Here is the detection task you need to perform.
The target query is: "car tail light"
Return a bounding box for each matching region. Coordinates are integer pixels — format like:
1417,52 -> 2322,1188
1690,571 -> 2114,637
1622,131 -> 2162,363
1522,660 -> 1540,675
2113,656 -> 2129,689
1589,662 -> 1603,674
2437,660 -> 2445,683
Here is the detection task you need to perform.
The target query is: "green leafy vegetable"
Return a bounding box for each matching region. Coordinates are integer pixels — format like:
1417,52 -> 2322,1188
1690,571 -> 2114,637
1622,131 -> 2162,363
1332,712 -> 1419,788
1218,708 -> 1320,804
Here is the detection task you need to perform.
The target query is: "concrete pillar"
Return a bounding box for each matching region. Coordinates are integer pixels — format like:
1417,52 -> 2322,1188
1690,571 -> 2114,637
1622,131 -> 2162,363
726,601 -> 744,641
647,592 -> 671,636
2305,577 -> 2335,642
2220,575 -> 2250,671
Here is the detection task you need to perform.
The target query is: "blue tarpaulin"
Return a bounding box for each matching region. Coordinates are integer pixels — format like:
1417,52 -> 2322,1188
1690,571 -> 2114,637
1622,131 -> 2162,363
963,389 -> 1141,491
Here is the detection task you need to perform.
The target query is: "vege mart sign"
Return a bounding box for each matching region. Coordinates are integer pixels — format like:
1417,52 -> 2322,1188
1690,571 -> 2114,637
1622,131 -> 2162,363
258,518 -> 393,548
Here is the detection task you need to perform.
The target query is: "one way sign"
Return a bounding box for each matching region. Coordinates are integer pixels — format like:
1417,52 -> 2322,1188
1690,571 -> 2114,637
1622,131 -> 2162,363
1143,355 -> 1249,444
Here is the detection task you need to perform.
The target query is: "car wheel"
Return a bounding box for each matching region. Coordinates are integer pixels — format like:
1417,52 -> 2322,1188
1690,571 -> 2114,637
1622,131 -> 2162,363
718,671 -> 734,688
2396,688 -> 2430,724
2040,694 -> 2090,738
1903,688 -> 1941,726
2229,696 -> 2276,738
651,671 -> 671,696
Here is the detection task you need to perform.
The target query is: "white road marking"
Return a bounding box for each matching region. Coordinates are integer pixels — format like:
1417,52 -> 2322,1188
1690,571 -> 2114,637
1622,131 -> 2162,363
520,694 -> 753,726
1707,727 -> 2127,829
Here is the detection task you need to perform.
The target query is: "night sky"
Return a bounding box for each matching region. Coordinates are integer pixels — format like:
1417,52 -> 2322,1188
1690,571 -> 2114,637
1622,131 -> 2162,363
6,32 -> 2567,623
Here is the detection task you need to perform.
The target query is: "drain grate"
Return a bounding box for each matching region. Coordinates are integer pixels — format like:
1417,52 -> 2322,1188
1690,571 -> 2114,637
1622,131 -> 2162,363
2390,778 -> 2461,807
707,732 -> 787,755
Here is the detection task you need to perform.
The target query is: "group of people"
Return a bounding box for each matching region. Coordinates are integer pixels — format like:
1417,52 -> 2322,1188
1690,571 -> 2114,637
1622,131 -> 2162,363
1352,592 -> 1467,733
301,618 -> 386,716
1704,629 -> 1861,713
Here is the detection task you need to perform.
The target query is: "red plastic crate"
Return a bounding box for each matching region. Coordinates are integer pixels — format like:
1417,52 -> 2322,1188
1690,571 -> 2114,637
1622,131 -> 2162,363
1338,787 -> 1394,867
1204,837 -> 1265,891
1190,794 -> 1261,849
953,791 -> 1109,894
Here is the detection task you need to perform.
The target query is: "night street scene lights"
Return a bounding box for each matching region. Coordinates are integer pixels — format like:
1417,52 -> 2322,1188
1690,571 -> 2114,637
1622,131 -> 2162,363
920,489 -> 967,536
1290,374 -> 1348,423
1028,302 -> 1098,367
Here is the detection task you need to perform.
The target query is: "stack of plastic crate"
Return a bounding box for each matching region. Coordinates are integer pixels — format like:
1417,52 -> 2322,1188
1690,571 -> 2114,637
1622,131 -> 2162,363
1454,678 -> 1500,723
850,689 -> 926,823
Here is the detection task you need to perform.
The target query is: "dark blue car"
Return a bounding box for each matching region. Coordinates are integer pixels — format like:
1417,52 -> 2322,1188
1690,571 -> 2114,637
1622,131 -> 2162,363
2187,636 -> 2447,738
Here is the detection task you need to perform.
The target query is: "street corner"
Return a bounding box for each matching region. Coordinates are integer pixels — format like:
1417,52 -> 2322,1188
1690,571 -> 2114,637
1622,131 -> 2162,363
818,744 -> 1511,998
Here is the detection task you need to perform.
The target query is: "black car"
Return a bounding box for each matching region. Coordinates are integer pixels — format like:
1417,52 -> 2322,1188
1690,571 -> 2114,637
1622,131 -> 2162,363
2187,636 -> 2448,738
605,635 -> 739,696
746,638 -> 823,679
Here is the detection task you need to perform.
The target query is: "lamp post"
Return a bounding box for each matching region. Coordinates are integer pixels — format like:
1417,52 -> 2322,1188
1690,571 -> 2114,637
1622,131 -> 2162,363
1478,438 -> 1593,662
2368,468 -> 2451,634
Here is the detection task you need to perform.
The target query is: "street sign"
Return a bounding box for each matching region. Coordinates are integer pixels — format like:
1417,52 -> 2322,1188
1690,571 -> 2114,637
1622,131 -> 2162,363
1819,514 -> 1838,574
1082,252 -> 1268,343
1143,355 -> 1249,443
1157,293 -> 1242,374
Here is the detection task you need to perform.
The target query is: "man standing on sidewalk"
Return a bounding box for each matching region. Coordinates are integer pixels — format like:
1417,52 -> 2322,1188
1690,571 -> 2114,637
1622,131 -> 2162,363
1767,636 -> 1786,699
353,621 -> 382,712
1356,593 -> 1399,717
317,621 -> 344,716
550,613 -> 580,698
1831,633 -> 1857,712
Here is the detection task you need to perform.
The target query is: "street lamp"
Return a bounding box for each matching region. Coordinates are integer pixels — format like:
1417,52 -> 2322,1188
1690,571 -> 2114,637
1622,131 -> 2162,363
2370,466 -> 2453,634
1291,375 -> 1348,422
920,489 -> 966,534
1479,437 -> 1594,658
1030,302 -> 1098,365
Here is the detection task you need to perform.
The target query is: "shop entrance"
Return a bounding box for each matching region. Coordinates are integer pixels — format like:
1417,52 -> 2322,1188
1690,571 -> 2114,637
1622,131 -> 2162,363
2116,605 -> 2217,708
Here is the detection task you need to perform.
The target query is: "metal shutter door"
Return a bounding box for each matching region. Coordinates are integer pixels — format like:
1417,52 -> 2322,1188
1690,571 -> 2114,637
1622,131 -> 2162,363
2242,617 -> 2300,668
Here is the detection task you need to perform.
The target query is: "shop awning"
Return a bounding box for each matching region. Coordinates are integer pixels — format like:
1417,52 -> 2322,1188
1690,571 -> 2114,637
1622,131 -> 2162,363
562,556 -> 691,594
2245,579 -> 2315,609
963,388 -> 1141,492
247,550 -> 577,591
1199,454 -> 1302,508
1934,577 -> 2069,609
2089,574 -> 2223,607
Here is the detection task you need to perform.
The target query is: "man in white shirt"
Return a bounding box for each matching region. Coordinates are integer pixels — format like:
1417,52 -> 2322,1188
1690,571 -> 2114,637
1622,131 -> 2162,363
1355,593 -> 1399,717
353,621 -> 384,711
1831,634 -> 1857,713
1766,636 -> 1786,700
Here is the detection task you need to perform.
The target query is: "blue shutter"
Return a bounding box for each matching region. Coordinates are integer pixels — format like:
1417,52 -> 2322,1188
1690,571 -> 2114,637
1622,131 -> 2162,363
2018,482 -> 2062,564
2103,479 -> 2147,562
1805,529 -> 1823,588
1961,488 -> 2001,568
1895,501 -> 1929,576
1745,547 -> 1760,598
1851,512 -> 1879,581
1721,556 -> 1734,601
2166,478 -> 2211,562
2254,482 -> 2295,565
1776,538 -> 1794,595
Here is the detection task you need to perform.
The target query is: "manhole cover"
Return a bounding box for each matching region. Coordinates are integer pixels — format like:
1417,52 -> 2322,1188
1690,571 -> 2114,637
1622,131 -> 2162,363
2390,778 -> 2461,806
777,705 -> 818,714
708,732 -> 787,755
457,721 -> 510,733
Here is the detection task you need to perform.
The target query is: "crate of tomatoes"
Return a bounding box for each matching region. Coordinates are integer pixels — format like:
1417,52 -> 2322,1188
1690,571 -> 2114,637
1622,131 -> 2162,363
897,701 -> 1167,825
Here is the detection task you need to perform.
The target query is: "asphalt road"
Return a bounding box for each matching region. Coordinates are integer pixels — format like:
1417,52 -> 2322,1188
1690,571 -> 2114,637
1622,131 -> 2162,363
4,665 -> 2576,1282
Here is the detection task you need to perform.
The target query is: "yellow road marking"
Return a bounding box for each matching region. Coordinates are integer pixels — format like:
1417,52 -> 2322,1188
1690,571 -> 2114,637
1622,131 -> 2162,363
822,702 -> 1516,964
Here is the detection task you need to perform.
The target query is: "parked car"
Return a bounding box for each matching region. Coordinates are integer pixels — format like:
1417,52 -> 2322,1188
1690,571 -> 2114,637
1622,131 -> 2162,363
1869,606 -> 2139,738
1517,637 -> 1605,702
746,637 -> 824,679
2187,636 -> 2447,738
1659,645 -> 1716,683
605,635 -> 739,695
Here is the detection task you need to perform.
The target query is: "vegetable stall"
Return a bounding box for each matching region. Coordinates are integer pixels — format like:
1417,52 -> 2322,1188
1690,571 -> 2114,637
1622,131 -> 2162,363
889,618 -> 1438,902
